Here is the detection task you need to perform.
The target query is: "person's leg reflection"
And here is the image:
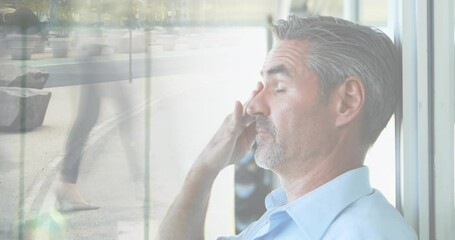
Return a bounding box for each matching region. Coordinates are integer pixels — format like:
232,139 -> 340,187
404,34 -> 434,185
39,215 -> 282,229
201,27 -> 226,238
56,84 -> 101,212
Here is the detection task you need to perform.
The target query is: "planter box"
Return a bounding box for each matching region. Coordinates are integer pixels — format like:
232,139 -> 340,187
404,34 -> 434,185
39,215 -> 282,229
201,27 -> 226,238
78,37 -> 106,56
49,38 -> 71,58
33,38 -> 47,53
0,65 -> 49,89
6,34 -> 39,60
0,37 -> 8,57
86,43 -> 104,56
116,31 -> 147,53
0,87 -> 52,131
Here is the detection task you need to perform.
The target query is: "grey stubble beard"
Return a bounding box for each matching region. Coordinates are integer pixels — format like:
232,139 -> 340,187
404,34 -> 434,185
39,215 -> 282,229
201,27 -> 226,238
254,116 -> 287,170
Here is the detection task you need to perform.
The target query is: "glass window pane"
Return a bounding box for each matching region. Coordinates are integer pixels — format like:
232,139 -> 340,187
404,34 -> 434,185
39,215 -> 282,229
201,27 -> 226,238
0,0 -> 270,239
359,0 -> 388,26
0,0 -> 402,238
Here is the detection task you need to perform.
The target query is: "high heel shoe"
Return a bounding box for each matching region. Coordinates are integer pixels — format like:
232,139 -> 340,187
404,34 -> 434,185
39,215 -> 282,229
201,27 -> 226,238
55,188 -> 100,213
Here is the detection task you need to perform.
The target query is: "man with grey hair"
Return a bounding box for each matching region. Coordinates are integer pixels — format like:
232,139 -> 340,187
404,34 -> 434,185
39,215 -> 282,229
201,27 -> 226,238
158,15 -> 417,239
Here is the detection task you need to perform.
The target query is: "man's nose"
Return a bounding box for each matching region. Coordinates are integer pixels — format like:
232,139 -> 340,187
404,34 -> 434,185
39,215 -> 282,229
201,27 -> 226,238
246,83 -> 270,116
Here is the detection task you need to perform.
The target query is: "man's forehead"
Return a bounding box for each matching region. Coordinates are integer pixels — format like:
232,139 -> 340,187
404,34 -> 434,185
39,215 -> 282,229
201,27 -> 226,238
261,40 -> 309,76
260,64 -> 291,77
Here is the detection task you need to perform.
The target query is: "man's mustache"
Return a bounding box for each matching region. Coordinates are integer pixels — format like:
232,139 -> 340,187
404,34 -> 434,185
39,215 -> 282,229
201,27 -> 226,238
255,116 -> 277,137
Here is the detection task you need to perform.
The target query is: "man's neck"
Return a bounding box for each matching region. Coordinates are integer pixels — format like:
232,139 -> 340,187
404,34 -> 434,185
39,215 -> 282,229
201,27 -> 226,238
276,145 -> 365,202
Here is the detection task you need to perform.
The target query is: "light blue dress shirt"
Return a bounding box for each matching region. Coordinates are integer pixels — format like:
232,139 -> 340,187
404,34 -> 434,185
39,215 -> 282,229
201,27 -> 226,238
218,167 -> 417,239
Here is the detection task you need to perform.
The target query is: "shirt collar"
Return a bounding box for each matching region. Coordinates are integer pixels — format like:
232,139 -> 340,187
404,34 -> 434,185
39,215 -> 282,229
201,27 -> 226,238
264,167 -> 373,239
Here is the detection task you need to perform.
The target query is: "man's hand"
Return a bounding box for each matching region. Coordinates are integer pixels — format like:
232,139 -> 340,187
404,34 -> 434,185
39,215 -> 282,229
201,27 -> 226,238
195,81 -> 264,173
158,82 -> 263,240
195,100 -> 256,173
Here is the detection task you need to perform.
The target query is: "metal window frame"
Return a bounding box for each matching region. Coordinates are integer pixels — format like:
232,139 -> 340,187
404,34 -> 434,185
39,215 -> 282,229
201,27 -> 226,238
401,0 -> 454,239
401,0 -> 421,234
433,0 -> 454,239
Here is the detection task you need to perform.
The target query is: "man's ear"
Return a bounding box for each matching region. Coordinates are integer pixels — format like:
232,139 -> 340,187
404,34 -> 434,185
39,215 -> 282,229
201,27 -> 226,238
333,77 -> 365,127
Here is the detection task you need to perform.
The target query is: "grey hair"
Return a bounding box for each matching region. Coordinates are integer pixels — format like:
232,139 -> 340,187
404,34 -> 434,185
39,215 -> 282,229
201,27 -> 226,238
271,15 -> 400,146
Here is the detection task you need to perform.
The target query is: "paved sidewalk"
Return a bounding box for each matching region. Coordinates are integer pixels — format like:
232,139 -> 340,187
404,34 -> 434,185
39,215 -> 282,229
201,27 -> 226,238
0,77 -> 150,237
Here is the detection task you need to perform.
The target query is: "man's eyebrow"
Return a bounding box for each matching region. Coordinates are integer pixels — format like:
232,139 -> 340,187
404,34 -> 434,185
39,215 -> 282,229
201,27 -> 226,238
260,64 -> 291,77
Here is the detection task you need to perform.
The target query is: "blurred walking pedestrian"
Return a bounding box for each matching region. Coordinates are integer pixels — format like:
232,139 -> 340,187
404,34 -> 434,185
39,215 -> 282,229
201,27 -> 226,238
55,33 -> 143,212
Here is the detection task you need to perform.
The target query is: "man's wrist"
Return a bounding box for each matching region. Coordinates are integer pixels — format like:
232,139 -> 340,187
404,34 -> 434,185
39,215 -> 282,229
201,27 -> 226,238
191,160 -> 224,181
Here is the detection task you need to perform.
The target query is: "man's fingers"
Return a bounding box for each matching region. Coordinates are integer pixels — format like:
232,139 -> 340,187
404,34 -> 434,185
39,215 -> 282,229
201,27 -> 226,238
243,81 -> 264,115
234,101 -> 254,127
233,100 -> 243,120
233,81 -> 264,130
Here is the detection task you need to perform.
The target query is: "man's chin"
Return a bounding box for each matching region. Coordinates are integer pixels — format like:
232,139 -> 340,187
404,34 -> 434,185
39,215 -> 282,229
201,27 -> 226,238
255,160 -> 273,170
254,152 -> 279,170
254,142 -> 286,169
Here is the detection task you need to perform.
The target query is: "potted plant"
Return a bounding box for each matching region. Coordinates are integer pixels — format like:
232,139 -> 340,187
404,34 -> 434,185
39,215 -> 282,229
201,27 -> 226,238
48,0 -> 74,58
49,33 -> 71,57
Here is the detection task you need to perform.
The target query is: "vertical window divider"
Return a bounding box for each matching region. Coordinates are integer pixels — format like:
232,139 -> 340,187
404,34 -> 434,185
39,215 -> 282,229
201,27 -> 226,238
433,0 -> 455,239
